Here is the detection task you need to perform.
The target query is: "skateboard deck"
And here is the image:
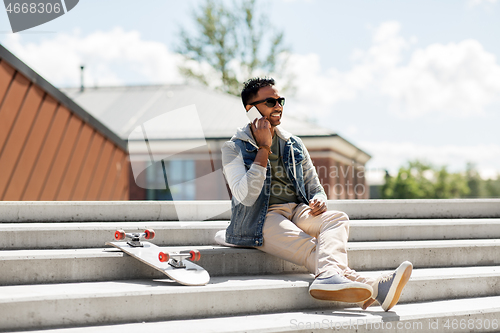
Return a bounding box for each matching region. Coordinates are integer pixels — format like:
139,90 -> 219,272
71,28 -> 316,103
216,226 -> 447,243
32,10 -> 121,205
106,230 -> 209,286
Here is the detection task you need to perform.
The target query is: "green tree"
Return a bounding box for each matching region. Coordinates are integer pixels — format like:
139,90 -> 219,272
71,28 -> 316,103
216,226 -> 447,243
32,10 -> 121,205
484,177 -> 500,197
382,161 -> 432,199
382,160 -> 470,199
177,0 -> 289,95
434,166 -> 469,199
465,162 -> 483,198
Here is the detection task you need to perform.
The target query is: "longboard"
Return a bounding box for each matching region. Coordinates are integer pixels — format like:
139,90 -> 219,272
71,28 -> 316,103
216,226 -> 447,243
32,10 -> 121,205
106,230 -> 209,286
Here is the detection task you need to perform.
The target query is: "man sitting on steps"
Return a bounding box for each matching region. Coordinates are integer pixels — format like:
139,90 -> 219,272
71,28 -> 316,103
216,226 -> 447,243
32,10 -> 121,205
216,77 -> 413,311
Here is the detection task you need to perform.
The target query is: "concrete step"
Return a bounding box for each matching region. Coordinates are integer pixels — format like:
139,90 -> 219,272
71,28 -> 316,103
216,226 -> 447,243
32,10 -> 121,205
1,268 -> 499,332
14,295 -> 500,333
2,199 -> 500,223
351,239 -> 500,270
0,246 -> 305,285
2,218 -> 500,250
1,199 -> 499,332
0,221 -> 230,250
2,240 -> 500,285
349,218 -> 500,242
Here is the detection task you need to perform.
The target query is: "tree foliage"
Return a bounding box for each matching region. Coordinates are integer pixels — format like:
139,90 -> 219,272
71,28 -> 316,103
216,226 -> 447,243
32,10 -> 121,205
484,177 -> 500,197
177,0 -> 289,95
465,162 -> 484,198
381,160 -> 472,199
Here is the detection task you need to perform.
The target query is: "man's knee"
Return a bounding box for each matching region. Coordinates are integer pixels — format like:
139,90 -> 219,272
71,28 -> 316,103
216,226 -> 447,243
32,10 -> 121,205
322,210 -> 350,230
331,210 -> 349,222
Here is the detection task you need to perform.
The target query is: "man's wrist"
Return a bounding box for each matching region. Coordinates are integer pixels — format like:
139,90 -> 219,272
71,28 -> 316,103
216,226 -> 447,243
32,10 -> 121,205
253,147 -> 270,168
258,145 -> 272,156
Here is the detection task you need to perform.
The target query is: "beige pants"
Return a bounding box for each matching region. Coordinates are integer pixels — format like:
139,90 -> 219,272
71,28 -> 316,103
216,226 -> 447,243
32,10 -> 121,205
258,202 -> 375,285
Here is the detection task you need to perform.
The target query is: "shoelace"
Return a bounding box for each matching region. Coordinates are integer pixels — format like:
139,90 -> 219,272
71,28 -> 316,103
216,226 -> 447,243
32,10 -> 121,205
380,272 -> 394,283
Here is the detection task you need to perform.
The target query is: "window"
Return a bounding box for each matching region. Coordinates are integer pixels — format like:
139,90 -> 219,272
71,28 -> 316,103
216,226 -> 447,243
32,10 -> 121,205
146,159 -> 196,200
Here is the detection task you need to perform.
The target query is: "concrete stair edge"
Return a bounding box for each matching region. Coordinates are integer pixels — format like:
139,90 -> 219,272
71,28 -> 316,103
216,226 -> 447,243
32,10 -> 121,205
2,219 -> 500,250
1,199 -> 500,222
15,296 -> 500,333
1,200 -> 499,332
1,273 -> 499,332
2,241 -> 500,285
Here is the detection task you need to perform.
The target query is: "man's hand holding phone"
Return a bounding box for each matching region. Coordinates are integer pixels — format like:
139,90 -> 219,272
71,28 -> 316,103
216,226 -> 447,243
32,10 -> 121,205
247,106 -> 272,167
247,106 -> 272,147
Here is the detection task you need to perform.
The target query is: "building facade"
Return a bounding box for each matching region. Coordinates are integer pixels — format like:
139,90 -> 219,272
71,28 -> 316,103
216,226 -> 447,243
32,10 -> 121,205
0,45 -> 128,201
63,85 -> 371,201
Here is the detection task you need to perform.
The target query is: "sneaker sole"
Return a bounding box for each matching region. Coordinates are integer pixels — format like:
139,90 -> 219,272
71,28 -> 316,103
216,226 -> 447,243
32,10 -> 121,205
310,288 -> 372,303
361,297 -> 376,310
381,261 -> 413,311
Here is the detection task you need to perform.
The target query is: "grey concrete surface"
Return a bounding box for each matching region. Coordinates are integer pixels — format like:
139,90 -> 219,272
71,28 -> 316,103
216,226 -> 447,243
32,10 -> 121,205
0,221 -> 231,249
329,199 -> 500,219
349,218 -> 500,241
1,200 -> 499,332
1,199 -> 499,222
0,201 -> 232,222
0,271 -> 499,332
1,240 -> 500,285
16,296 -> 499,333
2,218 -> 500,250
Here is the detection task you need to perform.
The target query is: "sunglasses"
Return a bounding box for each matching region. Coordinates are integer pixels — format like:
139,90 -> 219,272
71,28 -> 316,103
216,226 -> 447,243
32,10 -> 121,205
250,97 -> 285,108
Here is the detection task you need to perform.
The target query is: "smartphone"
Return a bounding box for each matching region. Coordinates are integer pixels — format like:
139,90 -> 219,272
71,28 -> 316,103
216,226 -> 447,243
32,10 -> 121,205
246,106 -> 262,124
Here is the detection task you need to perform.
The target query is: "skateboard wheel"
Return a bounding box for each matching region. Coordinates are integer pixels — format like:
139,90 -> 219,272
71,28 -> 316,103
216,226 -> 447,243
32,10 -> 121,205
114,230 -> 126,241
145,229 -> 155,240
158,252 -> 169,262
189,250 -> 201,261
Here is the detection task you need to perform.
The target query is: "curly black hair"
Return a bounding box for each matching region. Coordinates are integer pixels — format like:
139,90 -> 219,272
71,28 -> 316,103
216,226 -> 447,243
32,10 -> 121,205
241,77 -> 275,106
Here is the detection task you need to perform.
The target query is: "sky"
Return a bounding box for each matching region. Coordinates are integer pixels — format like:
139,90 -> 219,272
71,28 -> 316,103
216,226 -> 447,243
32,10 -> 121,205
1,0 -> 499,179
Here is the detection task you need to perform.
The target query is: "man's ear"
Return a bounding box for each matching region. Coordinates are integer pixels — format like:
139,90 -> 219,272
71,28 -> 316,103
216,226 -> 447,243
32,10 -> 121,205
245,104 -> 252,112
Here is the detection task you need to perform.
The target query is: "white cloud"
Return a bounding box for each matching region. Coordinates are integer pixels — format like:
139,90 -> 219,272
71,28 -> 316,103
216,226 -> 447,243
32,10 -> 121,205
2,23 -> 497,177
344,125 -> 360,136
381,39 -> 500,117
285,53 -> 356,106
361,140 -> 500,179
279,21 -> 500,176
468,0 -> 498,6
0,27 -> 185,87
5,22 -> 498,119
285,21 -> 500,118
284,21 -> 410,109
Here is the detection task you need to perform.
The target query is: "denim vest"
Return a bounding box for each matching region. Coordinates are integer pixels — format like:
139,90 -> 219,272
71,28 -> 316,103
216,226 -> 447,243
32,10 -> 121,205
225,135 -> 309,247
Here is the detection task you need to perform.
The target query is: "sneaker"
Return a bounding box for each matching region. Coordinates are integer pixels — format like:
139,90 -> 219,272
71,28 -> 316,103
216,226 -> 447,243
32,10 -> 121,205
365,261 -> 413,311
309,274 -> 373,303
214,230 -> 246,248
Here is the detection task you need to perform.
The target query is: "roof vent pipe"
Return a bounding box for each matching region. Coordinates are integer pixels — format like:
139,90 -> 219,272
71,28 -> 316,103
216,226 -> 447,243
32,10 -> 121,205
80,65 -> 84,92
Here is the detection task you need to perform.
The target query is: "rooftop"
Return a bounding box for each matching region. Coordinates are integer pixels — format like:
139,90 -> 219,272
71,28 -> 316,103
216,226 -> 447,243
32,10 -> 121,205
61,84 -> 338,140
0,45 -> 126,151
